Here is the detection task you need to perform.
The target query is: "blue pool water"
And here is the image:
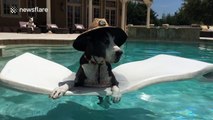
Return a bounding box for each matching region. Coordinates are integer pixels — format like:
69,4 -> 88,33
0,41 -> 213,120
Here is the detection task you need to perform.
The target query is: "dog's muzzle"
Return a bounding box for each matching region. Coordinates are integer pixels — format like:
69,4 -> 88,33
114,50 -> 123,63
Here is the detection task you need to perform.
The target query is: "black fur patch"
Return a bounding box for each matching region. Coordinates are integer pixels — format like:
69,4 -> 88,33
85,30 -> 111,58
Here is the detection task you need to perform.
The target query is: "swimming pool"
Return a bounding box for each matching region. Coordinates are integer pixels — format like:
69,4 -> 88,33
0,41 -> 213,120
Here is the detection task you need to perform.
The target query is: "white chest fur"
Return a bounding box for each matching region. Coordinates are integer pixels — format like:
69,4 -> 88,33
81,63 -> 112,87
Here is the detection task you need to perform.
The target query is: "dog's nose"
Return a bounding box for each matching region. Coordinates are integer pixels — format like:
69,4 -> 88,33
115,50 -> 123,57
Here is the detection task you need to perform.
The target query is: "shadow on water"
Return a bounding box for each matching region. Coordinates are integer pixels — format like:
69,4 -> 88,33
0,101 -> 156,120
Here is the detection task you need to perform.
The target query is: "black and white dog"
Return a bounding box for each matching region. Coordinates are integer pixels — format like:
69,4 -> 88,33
50,18 -> 127,104
26,17 -> 36,31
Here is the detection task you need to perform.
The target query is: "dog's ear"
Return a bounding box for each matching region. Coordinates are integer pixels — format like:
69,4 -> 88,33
28,17 -> 33,22
84,36 -> 93,59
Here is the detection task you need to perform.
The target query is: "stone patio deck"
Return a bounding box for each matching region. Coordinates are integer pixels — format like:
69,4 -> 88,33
0,33 -> 80,45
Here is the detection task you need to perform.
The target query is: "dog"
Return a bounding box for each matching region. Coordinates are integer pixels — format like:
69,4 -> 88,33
26,17 -> 36,31
50,18 -> 127,104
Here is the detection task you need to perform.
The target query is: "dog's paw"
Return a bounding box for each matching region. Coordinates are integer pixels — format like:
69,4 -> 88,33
111,86 -> 122,103
49,84 -> 69,99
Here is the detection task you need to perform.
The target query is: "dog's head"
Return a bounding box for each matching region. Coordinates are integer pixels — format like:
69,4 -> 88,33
85,31 -> 123,63
29,17 -> 34,23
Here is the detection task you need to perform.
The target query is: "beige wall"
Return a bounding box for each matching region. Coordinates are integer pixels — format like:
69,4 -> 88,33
0,0 -> 46,27
0,0 -> 124,32
0,0 -> 28,27
51,0 -> 66,28
65,0 -> 122,28
37,0 -> 47,25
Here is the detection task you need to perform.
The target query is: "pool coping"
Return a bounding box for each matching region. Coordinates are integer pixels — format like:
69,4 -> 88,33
200,37 -> 213,41
0,33 -> 80,45
1,33 -> 213,45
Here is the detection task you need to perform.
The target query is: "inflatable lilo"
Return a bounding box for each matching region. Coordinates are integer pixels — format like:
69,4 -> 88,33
0,53 -> 212,97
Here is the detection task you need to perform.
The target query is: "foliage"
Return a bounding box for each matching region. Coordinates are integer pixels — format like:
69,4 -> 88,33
127,0 -> 213,25
127,1 -> 158,25
159,0 -> 213,25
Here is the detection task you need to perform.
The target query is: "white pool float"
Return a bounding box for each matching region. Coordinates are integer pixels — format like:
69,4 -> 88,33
0,53 -> 212,96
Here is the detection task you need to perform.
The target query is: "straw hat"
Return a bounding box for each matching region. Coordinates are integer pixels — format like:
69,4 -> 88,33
73,18 -> 127,51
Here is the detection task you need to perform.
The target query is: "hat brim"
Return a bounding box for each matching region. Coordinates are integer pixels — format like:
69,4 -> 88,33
73,27 -> 128,51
